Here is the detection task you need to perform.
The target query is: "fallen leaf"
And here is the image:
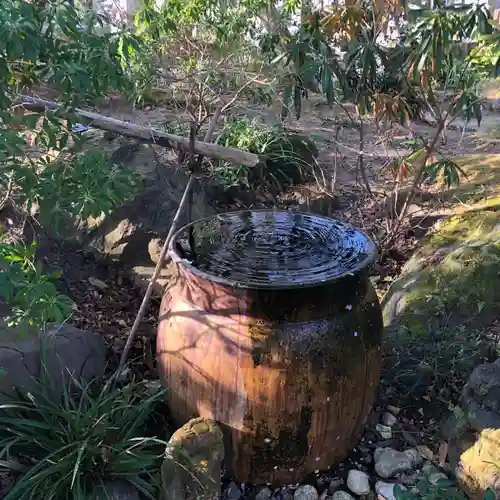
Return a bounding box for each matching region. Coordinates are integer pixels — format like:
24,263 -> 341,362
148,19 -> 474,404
438,441 -> 448,466
88,277 -> 107,290
387,404 -> 401,415
416,445 -> 434,461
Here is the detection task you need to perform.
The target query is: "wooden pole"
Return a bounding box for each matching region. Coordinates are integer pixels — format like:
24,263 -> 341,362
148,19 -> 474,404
18,96 -> 261,168
116,107 -> 223,374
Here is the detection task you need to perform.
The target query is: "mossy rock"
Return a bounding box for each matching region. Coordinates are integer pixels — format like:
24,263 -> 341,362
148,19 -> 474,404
381,196 -> 500,395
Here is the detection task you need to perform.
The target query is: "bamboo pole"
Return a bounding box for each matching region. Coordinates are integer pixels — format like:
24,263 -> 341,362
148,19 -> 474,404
18,96 -> 261,168
116,107 -> 223,374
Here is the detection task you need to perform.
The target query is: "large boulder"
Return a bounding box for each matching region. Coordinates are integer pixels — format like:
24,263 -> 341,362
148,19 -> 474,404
0,321 -> 106,402
44,137 -> 213,287
443,359 -> 500,499
382,197 -> 500,395
383,199 -> 500,330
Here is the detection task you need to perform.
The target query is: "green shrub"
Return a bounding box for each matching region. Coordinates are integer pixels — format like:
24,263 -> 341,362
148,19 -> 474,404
0,377 -> 168,500
0,242 -> 73,328
214,118 -> 318,190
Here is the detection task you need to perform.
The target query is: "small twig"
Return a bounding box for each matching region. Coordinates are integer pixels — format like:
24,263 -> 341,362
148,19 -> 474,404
0,175 -> 13,212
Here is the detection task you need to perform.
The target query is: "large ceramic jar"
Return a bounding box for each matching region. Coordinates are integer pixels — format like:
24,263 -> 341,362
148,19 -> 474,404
157,210 -> 383,485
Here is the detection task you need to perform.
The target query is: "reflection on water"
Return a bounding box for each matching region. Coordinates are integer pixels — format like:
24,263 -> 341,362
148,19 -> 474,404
171,210 -> 376,288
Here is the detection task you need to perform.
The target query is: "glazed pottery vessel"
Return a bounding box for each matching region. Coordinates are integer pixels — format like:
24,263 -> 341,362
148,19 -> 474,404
157,210 -> 383,485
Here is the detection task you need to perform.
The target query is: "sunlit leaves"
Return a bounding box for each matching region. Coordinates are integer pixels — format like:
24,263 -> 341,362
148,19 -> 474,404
35,150 -> 141,229
424,158 -> 467,188
0,243 -> 74,328
462,3 -> 493,38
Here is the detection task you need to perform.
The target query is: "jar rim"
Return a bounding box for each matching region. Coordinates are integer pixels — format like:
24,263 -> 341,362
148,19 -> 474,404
168,209 -> 377,290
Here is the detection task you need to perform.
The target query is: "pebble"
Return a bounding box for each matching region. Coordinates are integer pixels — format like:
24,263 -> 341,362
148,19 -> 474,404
95,480 -> 140,500
382,411 -> 398,427
346,469 -> 370,495
387,405 -> 401,415
332,492 -> 355,500
226,481 -> 242,500
255,487 -> 273,500
428,471 -> 449,486
332,491 -> 355,500
376,423 -> 393,439
375,482 -> 395,500
328,478 -> 344,495
375,481 -> 405,500
398,472 -> 420,486
293,485 -> 318,500
374,448 -> 423,479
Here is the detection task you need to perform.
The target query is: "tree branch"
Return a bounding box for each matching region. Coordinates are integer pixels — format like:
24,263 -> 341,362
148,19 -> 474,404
17,96 -> 261,168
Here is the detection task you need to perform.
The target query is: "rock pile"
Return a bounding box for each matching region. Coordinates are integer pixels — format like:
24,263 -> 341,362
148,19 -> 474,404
447,359 -> 500,499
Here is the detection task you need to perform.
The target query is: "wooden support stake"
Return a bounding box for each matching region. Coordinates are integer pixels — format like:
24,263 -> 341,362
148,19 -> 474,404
116,107 -> 223,374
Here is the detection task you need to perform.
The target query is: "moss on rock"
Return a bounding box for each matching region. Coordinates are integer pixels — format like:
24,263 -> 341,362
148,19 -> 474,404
384,197 -> 500,330
381,196 -> 500,396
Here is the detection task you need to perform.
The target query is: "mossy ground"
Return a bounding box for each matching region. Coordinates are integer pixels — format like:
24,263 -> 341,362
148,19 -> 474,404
381,155 -> 500,402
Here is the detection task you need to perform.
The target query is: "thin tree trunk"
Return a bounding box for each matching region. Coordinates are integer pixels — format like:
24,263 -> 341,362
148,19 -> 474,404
357,116 -> 372,194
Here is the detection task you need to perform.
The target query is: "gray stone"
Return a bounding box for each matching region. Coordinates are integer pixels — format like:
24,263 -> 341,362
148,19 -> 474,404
94,480 -> 140,499
293,485 -> 318,500
331,492 -> 355,500
255,487 -> 273,500
226,482 -> 242,500
428,471 -> 448,486
382,411 -> 398,427
462,359 -> 500,415
328,478 -> 344,495
162,418 -> 224,500
0,322 -> 106,402
346,470 -> 370,495
375,481 -> 400,500
376,423 -> 393,439
374,448 -> 423,479
463,390 -> 500,431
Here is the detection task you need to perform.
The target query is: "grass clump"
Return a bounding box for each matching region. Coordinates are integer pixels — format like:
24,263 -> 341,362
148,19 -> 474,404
213,118 -> 318,190
0,376 -> 168,500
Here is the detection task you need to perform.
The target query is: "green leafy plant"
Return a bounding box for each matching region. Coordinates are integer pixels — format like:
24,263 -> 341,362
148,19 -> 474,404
34,149 -> 141,230
394,477 -> 496,499
214,118 -> 318,190
0,243 -> 73,328
0,1 -> 147,328
424,158 -> 467,189
0,376 -> 168,499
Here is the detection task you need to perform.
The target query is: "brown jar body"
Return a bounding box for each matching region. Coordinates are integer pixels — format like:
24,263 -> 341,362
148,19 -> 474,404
157,265 -> 383,485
